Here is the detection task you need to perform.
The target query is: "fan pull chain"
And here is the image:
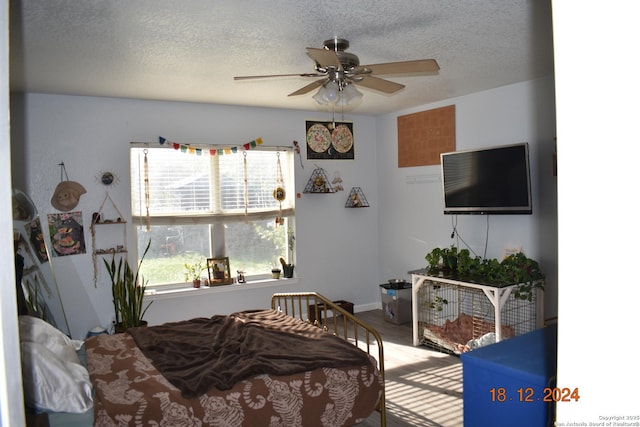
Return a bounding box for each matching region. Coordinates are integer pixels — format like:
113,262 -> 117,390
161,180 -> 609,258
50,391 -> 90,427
143,149 -> 150,231
331,104 -> 336,130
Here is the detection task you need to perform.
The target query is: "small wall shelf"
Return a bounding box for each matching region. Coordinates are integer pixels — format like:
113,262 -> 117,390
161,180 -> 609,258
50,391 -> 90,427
345,187 -> 369,207
91,193 -> 127,287
303,167 -> 335,193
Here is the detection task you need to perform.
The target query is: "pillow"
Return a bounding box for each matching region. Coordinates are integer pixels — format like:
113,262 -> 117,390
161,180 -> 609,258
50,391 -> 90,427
19,315 -> 84,361
18,315 -> 85,349
18,315 -> 93,413
20,341 -> 93,413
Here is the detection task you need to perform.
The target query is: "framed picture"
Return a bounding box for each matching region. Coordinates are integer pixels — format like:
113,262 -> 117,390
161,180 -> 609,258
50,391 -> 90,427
306,120 -> 354,160
47,211 -> 86,257
25,217 -> 48,263
207,257 -> 232,285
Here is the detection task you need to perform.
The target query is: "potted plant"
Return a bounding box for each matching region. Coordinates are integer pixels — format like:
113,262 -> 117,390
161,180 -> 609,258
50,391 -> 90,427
425,245 -> 465,272
499,252 -> 545,301
282,227 -> 295,278
279,257 -> 294,278
287,227 -> 295,259
104,239 -> 152,332
441,246 -> 459,271
425,246 -> 545,301
425,247 -> 443,271
184,260 -> 206,288
270,261 -> 281,279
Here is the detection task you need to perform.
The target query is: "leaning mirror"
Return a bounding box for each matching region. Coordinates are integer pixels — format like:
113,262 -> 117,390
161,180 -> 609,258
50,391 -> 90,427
12,188 -> 71,337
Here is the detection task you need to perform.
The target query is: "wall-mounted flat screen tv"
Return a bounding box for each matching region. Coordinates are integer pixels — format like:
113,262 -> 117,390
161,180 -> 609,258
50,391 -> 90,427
440,143 -> 532,215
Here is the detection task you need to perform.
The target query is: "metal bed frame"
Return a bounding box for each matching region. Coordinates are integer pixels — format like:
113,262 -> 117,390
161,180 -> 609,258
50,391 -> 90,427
272,292 -> 386,427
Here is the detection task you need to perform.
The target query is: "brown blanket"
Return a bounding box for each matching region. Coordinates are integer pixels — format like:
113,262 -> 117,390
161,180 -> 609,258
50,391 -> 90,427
127,309 -> 371,397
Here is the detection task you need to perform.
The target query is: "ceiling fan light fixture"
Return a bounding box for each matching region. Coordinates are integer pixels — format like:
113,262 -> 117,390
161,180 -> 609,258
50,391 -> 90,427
323,80 -> 340,103
313,87 -> 329,105
341,83 -> 363,104
314,80 -> 362,106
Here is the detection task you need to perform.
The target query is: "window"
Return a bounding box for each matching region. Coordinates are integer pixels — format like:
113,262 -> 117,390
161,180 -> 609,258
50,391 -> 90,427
130,144 -> 295,287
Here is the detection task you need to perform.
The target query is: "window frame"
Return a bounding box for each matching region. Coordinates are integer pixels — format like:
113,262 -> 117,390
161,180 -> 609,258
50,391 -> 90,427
129,142 -> 295,288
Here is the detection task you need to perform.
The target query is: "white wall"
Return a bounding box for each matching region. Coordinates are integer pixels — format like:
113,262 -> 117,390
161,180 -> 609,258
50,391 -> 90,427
375,76 -> 558,320
11,94 -> 380,338
10,77 -> 557,340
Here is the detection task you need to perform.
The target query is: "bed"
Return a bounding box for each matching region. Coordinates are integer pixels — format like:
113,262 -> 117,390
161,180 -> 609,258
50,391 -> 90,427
22,292 -> 386,427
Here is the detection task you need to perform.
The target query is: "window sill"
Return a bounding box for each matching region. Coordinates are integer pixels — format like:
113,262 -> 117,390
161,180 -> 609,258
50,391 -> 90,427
145,277 -> 300,301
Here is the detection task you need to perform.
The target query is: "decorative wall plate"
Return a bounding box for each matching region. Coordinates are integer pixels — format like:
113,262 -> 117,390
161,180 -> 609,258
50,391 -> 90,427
101,172 -> 114,185
306,123 -> 332,153
96,170 -> 120,187
331,125 -> 353,153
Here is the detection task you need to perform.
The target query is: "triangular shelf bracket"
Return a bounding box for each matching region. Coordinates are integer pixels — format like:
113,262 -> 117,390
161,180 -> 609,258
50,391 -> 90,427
303,167 -> 335,193
345,187 -> 369,207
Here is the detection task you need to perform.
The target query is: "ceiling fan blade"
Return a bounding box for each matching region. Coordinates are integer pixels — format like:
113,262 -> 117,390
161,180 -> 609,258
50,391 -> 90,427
354,76 -> 405,94
306,47 -> 343,71
234,72 -> 322,80
288,79 -> 325,96
355,59 -> 440,75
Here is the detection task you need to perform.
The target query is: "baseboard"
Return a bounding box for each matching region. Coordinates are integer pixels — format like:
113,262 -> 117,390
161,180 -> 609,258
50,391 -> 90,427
355,302 -> 381,313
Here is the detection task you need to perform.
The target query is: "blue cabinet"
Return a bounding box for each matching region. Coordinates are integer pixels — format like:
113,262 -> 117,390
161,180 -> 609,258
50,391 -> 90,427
461,324 -> 557,427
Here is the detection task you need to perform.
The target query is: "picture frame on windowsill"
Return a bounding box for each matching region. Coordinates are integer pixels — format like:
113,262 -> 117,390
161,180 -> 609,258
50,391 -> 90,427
207,257 -> 233,285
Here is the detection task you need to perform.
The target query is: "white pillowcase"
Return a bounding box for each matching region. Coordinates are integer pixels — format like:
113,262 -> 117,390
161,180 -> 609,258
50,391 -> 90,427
19,315 -> 93,413
19,315 -> 84,361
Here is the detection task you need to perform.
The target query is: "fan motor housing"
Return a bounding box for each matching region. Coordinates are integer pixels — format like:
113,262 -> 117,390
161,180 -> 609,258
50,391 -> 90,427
323,38 -> 350,52
338,52 -> 360,70
324,38 -> 360,70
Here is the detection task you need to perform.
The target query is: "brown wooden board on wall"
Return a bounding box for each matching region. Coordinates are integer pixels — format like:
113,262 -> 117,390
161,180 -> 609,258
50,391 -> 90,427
397,105 -> 455,167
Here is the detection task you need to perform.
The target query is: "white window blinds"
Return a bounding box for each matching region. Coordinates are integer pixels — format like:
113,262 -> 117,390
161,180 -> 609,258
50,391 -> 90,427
130,145 -> 295,224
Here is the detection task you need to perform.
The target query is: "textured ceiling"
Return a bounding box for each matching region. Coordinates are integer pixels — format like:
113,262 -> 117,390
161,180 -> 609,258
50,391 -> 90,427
9,0 -> 554,116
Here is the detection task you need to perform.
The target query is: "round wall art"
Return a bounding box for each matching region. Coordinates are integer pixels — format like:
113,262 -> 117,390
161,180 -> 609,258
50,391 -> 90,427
96,170 -> 120,187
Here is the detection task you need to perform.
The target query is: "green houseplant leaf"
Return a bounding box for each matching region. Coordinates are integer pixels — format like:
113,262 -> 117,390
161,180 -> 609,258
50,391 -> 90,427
184,260 -> 206,282
104,239 -> 152,330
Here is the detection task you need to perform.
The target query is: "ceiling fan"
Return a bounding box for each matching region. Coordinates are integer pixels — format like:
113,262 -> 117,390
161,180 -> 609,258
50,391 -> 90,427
234,38 -> 440,105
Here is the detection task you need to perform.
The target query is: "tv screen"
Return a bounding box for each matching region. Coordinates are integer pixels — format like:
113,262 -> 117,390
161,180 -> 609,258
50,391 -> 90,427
440,143 -> 532,214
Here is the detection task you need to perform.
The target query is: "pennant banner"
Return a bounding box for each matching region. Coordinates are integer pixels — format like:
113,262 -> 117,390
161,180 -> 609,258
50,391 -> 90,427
158,136 -> 263,156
